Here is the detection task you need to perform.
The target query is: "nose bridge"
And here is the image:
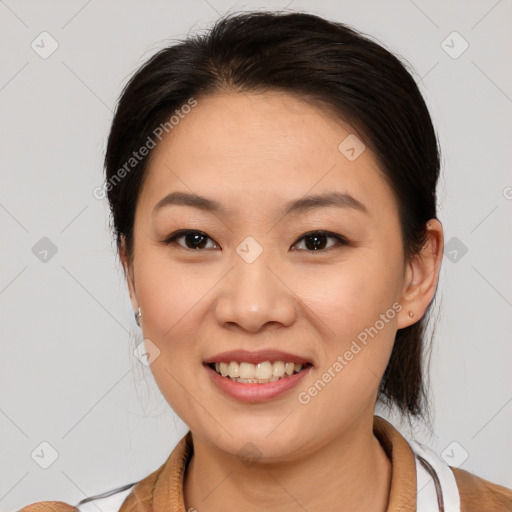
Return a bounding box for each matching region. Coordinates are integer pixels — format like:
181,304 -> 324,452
234,249 -> 276,299
214,242 -> 296,331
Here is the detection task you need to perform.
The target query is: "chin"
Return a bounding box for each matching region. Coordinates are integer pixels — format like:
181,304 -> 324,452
202,420 -> 310,462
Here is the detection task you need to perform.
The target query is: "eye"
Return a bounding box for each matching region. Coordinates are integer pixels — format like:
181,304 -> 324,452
291,231 -> 347,251
164,230 -> 220,250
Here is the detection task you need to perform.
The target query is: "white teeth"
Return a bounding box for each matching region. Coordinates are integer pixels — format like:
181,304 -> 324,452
273,361 -> 285,377
255,361 -> 273,380
228,361 -> 240,378
220,362 -> 229,377
211,360 -> 308,383
239,362 -> 256,379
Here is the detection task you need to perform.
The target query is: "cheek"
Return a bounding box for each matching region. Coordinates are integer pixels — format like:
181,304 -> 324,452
293,263 -> 400,426
135,252 -> 216,342
134,255 -> 214,421
293,255 -> 402,341
290,251 -> 402,409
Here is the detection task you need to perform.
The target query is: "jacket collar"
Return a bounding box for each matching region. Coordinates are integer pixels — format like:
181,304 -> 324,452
120,415 -> 417,511
374,415 -> 417,511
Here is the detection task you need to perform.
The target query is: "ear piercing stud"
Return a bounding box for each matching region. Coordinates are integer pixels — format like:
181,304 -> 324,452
408,311 -> 414,318
135,307 -> 142,327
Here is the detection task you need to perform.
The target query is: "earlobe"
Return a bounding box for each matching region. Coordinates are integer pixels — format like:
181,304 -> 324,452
397,219 -> 444,329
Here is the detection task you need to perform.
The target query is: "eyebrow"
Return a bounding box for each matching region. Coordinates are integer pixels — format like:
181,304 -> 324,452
153,191 -> 225,216
282,191 -> 368,216
152,191 -> 368,216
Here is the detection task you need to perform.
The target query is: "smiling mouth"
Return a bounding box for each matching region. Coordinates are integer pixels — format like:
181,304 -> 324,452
207,361 -> 312,384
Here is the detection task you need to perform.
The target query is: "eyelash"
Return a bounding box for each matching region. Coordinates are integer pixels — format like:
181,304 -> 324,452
163,230 -> 349,252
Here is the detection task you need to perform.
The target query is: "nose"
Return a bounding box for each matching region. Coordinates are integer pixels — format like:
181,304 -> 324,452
213,253 -> 297,333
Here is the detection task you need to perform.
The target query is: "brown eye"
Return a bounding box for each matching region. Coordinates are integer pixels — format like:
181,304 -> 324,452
292,231 -> 346,251
165,230 -> 219,250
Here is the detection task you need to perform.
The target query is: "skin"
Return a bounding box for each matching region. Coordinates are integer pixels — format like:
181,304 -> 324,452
120,91 -> 444,511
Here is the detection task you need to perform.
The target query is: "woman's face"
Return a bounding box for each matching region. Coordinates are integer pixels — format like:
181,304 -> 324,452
124,91 -> 429,460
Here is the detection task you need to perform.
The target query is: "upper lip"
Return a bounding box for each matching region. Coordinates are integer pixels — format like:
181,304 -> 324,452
203,349 -> 313,366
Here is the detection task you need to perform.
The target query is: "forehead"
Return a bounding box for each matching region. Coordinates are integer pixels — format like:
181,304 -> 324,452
139,91 -> 396,218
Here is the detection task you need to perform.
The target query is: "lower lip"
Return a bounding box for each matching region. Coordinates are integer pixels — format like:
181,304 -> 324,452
204,364 -> 312,403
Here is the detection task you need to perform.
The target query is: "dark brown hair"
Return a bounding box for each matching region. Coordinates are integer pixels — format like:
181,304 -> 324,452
80,9 -> 441,505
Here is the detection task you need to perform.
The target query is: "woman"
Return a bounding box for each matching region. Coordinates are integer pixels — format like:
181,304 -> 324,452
21,10 -> 512,512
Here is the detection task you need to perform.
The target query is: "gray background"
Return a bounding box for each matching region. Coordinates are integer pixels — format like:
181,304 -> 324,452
1,0 -> 511,509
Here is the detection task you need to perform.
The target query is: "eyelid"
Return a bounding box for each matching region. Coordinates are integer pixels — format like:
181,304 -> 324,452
291,230 -> 349,251
164,229 -> 220,249
163,229 -> 349,251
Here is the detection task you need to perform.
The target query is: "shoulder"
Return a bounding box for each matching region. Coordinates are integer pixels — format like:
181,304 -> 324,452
451,466 -> 512,511
18,502 -> 78,512
408,433 -> 512,512
18,484 -> 135,512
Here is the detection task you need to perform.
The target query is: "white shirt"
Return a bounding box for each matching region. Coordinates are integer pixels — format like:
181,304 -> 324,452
77,485 -> 135,512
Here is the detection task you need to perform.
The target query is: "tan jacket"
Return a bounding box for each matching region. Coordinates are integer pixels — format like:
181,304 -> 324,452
19,416 -> 512,512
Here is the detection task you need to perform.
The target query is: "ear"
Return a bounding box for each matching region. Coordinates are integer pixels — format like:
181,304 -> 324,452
119,235 -> 139,313
397,219 -> 444,329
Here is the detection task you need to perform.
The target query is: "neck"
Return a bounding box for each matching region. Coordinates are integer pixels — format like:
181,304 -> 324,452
183,415 -> 391,512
